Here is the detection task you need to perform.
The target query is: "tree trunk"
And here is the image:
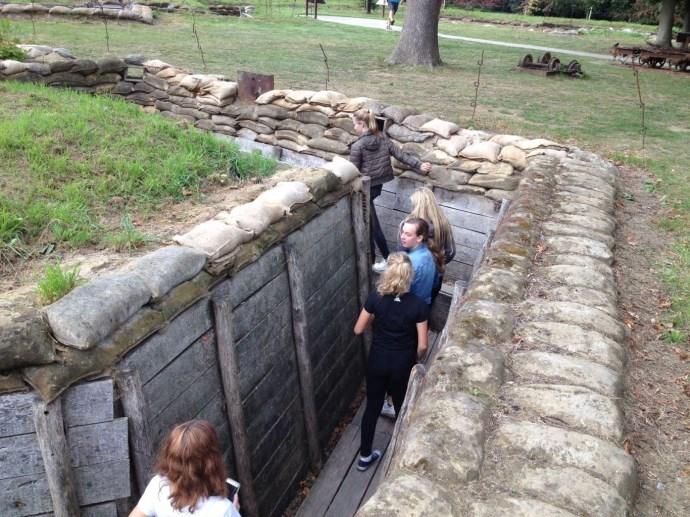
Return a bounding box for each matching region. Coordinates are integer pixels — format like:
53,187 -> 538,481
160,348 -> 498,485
388,0 -> 444,67
655,0 -> 676,47
684,0 -> 690,32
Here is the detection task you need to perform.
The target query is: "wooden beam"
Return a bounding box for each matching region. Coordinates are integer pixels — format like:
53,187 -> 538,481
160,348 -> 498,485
212,298 -> 260,517
31,397 -> 81,517
379,364 -> 426,480
351,176 -> 373,359
283,243 -> 323,471
114,369 -> 155,495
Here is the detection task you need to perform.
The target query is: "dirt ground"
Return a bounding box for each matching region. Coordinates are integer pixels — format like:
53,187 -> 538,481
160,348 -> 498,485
615,165 -> 690,516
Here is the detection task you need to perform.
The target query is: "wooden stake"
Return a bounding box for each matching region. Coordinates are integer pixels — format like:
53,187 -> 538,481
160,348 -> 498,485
213,298 -> 260,517
114,369 -> 155,495
32,397 -> 81,517
283,243 -> 322,471
351,177 -> 373,359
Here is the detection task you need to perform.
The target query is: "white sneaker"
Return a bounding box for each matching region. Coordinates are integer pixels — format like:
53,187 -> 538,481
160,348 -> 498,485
381,400 -> 396,419
385,22 -> 391,31
372,260 -> 387,274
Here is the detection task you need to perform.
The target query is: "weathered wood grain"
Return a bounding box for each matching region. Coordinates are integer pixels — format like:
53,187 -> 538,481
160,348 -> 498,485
0,379 -> 113,437
34,501 -> 118,517
120,298 -> 212,385
32,398 -> 80,517
230,271 -> 290,342
284,243 -> 322,471
114,370 -> 154,494
213,298 -> 260,517
212,245 -> 286,310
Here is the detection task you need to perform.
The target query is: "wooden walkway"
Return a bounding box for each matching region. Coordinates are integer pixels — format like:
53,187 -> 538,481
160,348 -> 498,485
297,332 -> 440,517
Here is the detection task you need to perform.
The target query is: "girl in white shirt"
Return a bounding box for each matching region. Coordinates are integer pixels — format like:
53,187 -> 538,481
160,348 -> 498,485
129,420 -> 241,517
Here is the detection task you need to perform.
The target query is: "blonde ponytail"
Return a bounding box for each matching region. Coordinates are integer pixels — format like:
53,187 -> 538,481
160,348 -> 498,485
353,108 -> 379,135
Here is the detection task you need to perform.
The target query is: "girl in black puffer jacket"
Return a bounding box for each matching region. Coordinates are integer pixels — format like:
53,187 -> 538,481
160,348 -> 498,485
349,109 -> 431,271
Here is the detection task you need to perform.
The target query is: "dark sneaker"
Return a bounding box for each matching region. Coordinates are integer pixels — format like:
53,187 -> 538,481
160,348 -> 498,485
390,20 -> 395,26
357,449 -> 382,471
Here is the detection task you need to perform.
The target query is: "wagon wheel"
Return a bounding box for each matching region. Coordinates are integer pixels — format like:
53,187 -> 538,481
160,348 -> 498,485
652,57 -> 666,68
566,60 -> 581,75
539,52 -> 552,64
547,57 -> 561,73
519,54 -> 533,68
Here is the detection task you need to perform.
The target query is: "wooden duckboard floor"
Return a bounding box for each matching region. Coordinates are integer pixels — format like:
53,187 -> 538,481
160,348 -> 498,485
297,331 -> 440,517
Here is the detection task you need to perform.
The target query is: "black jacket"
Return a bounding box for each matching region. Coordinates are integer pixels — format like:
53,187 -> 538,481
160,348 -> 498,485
349,133 -> 423,187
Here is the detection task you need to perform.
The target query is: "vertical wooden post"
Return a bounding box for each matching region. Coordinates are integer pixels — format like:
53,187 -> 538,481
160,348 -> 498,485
115,369 -> 155,495
32,397 -> 81,517
213,298 -> 260,517
351,176 -> 373,359
283,243 -> 322,471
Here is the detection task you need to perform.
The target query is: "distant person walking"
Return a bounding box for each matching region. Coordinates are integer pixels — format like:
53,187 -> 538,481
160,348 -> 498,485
349,108 -> 431,273
386,0 -> 401,30
129,420 -> 241,517
353,252 -> 429,471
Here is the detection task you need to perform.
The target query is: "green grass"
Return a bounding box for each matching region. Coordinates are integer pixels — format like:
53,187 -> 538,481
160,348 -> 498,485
3,9 -> 690,338
36,263 -> 83,304
0,81 -> 276,258
104,214 -> 154,251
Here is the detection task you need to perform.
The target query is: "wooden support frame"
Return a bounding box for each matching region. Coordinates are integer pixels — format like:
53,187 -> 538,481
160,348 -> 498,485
283,243 -> 323,471
351,176 -> 373,359
213,298 -> 260,517
32,397 -> 81,517
114,368 -> 155,495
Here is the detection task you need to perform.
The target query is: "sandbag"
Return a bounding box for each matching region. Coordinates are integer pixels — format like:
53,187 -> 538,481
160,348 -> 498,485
255,89 -> 288,104
0,60 -> 28,76
285,90 -> 316,104
143,59 -> 172,73
386,124 -> 434,144
514,138 -> 564,150
420,118 -> 460,139
48,6 -> 71,15
173,220 -> 253,259
271,98 -> 301,110
489,134 -> 525,146
179,74 -> 203,91
296,103 -> 335,117
402,114 -> 434,131
307,137 -> 349,155
256,182 -> 312,213
335,96 -> 371,112
498,145 -> 528,170
324,156 -> 360,184
201,81 -> 238,101
310,90 -> 348,107
276,129 -> 308,145
125,246 -> 207,299
382,105 -> 418,124
219,200 -> 285,235
436,135 -> 468,157
0,311 -> 56,370
44,273 -> 152,350
459,141 -> 501,163
477,162 -> 514,176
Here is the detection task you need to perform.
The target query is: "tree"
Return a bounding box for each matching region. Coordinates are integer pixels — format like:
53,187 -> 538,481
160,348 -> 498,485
655,0 -> 676,47
388,0 -> 444,67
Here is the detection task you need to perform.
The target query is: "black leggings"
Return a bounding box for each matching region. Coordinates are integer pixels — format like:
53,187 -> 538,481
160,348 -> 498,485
360,347 -> 415,457
370,185 -> 390,261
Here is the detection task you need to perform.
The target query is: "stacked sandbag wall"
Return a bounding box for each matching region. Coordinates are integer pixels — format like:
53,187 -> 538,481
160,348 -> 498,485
0,3 -> 154,24
358,151 -> 635,516
0,163 -> 365,517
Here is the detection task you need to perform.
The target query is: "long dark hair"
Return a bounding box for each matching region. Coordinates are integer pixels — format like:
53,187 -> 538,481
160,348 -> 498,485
154,420 -> 228,511
406,217 -> 445,273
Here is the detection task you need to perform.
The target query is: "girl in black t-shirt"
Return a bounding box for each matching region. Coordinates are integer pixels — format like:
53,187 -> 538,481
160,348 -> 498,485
353,252 -> 429,471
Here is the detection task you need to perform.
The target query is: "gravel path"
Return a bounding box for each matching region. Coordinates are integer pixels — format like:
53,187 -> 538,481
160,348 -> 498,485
316,15 -> 613,61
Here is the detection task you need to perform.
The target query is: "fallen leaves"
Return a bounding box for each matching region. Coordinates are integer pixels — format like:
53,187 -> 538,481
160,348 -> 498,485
673,348 -> 689,362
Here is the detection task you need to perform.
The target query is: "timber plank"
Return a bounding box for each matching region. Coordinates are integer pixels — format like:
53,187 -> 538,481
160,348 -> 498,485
434,186 -> 499,215
296,404 -> 365,517
288,197 -> 350,250
193,391 -> 233,462
231,271 -> 290,342
143,331 -> 217,419
323,427 -> 393,517
121,298 -> 212,385
250,396 -> 305,475
212,245 -> 285,309
35,501 -> 118,517
0,379 -> 113,437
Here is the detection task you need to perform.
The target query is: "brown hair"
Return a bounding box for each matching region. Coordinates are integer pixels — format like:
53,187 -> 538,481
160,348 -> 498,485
154,420 -> 228,512
377,252 -> 413,296
352,108 -> 380,135
405,217 -> 445,273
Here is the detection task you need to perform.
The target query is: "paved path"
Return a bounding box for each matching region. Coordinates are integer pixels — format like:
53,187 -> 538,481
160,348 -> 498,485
315,15 -> 613,61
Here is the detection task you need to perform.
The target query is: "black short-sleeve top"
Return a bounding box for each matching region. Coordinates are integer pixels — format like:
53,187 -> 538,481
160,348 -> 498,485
364,291 -> 429,352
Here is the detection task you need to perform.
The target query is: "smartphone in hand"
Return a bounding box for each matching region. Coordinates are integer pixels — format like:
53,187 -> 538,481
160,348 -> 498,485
226,478 -> 241,500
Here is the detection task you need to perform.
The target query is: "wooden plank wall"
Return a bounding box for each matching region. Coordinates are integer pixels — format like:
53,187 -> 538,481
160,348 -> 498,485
120,198 -> 363,517
375,178 -> 502,285
0,379 -> 129,517
286,197 -> 364,449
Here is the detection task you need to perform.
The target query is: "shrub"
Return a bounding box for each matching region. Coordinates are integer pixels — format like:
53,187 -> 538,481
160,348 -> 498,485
0,19 -> 26,61
36,263 -> 83,304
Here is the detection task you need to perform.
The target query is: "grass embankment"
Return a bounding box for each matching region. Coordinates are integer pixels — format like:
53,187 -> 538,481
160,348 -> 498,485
3,8 -> 689,337
0,81 -> 276,263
